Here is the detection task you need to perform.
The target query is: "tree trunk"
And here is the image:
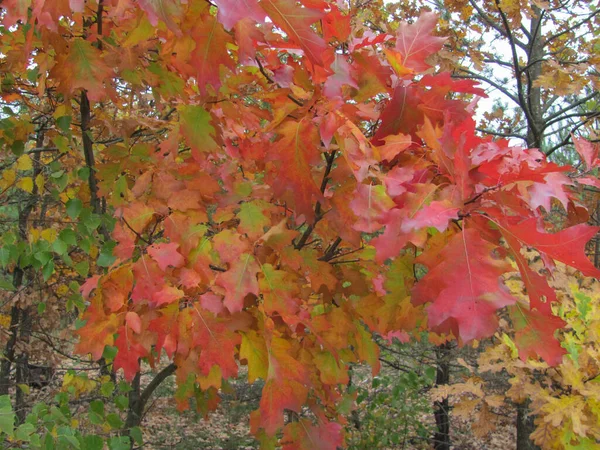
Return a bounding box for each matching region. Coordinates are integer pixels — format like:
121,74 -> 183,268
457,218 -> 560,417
124,364 -> 176,448
0,304 -> 20,395
526,4 -> 544,149
433,342 -> 451,450
517,400 -> 540,450
15,306 -> 32,424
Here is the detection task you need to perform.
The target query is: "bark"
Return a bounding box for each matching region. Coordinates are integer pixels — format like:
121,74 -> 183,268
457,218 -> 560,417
0,305 -> 20,395
433,342 -> 451,450
517,400 -> 540,450
15,306 -> 32,424
525,5 -> 544,149
0,129 -> 44,402
125,364 -> 176,448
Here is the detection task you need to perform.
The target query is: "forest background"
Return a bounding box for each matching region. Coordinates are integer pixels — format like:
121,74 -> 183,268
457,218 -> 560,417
0,0 -> 599,449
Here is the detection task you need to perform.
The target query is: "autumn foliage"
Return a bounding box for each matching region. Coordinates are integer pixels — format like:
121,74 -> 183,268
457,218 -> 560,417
1,1 -> 599,448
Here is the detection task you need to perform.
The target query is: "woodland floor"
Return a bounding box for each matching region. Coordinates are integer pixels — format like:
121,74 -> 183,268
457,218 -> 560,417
24,353 -> 518,449
134,366 -> 517,450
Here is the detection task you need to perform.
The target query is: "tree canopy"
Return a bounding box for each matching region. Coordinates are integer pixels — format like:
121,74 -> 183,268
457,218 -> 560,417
1,1 -> 599,448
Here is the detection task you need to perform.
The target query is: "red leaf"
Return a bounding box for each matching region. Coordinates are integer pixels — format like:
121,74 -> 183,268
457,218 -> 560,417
349,183 -> 394,233
260,0 -> 327,67
323,54 -> 357,99
137,0 -> 182,34
75,301 -> 120,360
101,266 -> 134,312
126,311 -> 142,334
400,200 -> 459,233
323,7 -> 351,42
259,337 -> 309,434
190,15 -> 235,95
50,39 -> 112,101
269,120 -> 323,220
216,254 -> 260,313
573,136 -> 599,168
152,285 -> 185,307
501,218 -> 600,278
214,0 -> 265,31
371,85 -> 423,145
394,12 -> 446,72
501,232 -> 556,315
113,326 -> 148,381
282,420 -> 344,450
510,306 -> 566,365
80,275 -> 100,299
147,242 -> 185,272
412,228 -> 516,343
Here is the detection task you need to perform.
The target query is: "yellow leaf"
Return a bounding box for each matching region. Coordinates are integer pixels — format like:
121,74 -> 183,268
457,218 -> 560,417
3,169 -> 17,185
29,228 -> 41,243
0,314 -> 11,328
41,228 -> 58,243
16,154 -> 32,171
502,333 -> 519,359
53,104 -> 70,119
56,284 -> 69,296
35,174 -> 44,192
17,384 -> 30,395
17,177 -> 33,192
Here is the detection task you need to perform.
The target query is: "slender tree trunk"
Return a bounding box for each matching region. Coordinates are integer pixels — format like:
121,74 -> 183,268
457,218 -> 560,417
15,306 -> 32,424
526,5 -> 544,149
514,9 -> 544,448
124,364 -> 176,448
433,342 -> 451,450
0,304 -> 20,395
125,372 -> 142,433
594,201 -> 600,268
517,400 -> 540,450
0,129 -> 44,402
347,365 -> 361,430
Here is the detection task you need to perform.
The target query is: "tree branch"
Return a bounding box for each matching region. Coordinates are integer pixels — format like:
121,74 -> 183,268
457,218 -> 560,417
140,363 -> 177,408
494,0 -> 538,144
453,71 -> 520,106
543,9 -> 600,46
294,150 -> 336,250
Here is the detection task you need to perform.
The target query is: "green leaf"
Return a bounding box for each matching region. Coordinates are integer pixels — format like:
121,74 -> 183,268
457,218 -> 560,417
106,413 -> 124,429
74,261 -> 89,278
88,400 -> 105,425
80,209 -> 101,232
0,395 -> 15,436
0,247 -> 11,268
52,239 -> 68,255
100,381 -> 115,397
59,229 -> 77,246
34,251 -> 52,266
102,346 -> 118,361
114,395 -> 128,411
66,199 -> 83,220
97,242 -> 116,267
81,435 -> 103,450
77,167 -> 90,181
179,105 -> 217,155
42,260 -> 55,281
0,276 -> 15,291
130,426 -> 143,445
56,116 -> 72,133
15,422 -> 35,442
37,302 -> 46,315
108,436 -> 130,450
117,381 -> 132,393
